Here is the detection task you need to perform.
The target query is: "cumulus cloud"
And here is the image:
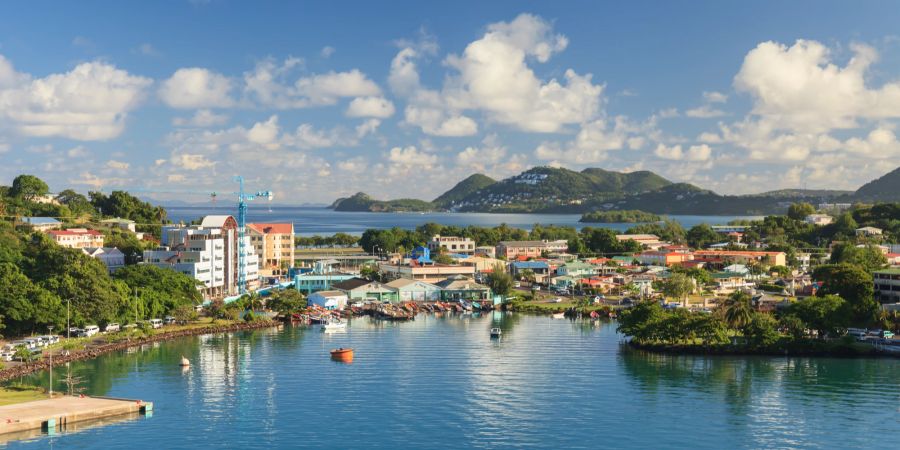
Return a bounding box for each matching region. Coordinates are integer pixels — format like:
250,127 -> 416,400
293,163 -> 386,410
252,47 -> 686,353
346,96 -> 395,118
243,58 -> 381,109
172,109 -> 229,127
106,160 -> 130,170
654,143 -> 712,161
159,67 -> 234,109
171,153 -> 216,170
534,117 -> 652,165
0,56 -> 151,140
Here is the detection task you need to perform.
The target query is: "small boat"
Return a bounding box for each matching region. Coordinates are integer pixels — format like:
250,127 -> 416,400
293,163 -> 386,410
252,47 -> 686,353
490,328 -> 502,338
590,311 -> 600,320
323,319 -> 347,331
330,347 -> 354,362
179,356 -> 190,367
551,312 -> 565,319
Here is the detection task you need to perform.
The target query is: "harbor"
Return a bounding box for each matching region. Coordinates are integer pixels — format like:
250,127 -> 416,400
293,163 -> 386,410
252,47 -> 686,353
0,396 -> 151,439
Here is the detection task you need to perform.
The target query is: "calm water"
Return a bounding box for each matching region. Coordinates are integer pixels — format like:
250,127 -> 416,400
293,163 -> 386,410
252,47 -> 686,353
12,314 -> 900,449
165,206 -> 758,236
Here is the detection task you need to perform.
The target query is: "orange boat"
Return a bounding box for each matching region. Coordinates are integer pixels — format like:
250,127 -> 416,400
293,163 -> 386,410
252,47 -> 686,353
330,348 -> 354,363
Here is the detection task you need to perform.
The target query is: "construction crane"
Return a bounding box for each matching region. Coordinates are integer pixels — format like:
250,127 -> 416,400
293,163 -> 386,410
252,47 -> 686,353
232,176 -> 273,294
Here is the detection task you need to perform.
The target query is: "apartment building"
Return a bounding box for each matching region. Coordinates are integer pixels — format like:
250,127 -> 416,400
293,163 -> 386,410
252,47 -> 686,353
428,235 -> 476,255
496,241 -> 549,259
874,269 -> 900,304
47,228 -> 105,249
247,223 -> 295,276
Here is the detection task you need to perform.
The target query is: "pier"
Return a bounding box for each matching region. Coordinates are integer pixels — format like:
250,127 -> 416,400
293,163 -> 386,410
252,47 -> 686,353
0,396 -> 152,438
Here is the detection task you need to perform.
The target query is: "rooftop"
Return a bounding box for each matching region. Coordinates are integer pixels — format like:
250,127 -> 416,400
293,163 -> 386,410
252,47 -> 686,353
247,223 -> 294,234
23,217 -> 61,225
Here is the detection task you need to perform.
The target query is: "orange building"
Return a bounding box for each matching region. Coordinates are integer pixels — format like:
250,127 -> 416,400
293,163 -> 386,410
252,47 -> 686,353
247,223 -> 295,276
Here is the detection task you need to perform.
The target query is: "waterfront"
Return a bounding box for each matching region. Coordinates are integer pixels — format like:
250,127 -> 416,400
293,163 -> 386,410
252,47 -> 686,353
165,206 -> 759,236
13,314 -> 900,449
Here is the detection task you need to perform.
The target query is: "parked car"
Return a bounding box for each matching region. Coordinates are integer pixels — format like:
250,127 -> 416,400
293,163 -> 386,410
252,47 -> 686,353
149,319 -> 163,329
514,281 -> 521,288
83,325 -> 100,337
164,316 -> 176,325
105,323 -> 121,333
0,352 -> 14,361
552,297 -> 563,303
68,327 -> 82,337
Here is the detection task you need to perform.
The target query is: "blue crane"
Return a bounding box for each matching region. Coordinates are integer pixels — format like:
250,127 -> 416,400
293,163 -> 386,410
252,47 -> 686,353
232,176 -> 273,294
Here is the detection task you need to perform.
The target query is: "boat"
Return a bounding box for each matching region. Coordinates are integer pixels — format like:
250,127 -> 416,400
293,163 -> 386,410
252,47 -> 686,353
323,319 -> 347,331
589,311 -> 600,320
179,356 -> 190,367
330,347 -> 354,362
551,312 -> 565,319
490,328 -> 502,338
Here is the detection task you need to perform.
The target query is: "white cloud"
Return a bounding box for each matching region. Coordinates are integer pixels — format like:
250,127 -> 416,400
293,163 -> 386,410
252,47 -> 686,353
387,145 -> 438,172
346,96 -> 395,118
172,153 -> 216,170
685,105 -> 726,118
246,115 -> 281,148
159,67 -> 234,109
703,91 -> 727,103
66,146 -> 89,158
534,117 -> 651,164
172,109 -> 229,127
243,58 -> 381,109
106,160 -> 130,170
0,56 -> 151,140
355,118 -> 381,138
320,46 -> 335,58
843,127 -> 900,158
654,143 -> 712,161
294,69 -> 381,105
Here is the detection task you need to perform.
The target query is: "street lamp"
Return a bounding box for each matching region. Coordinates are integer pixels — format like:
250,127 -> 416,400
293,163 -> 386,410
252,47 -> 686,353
47,325 -> 54,398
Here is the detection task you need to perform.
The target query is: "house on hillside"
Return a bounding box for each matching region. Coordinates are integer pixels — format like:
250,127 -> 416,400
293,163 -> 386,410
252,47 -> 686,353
856,226 -> 883,237
22,217 -> 62,232
82,247 -> 125,273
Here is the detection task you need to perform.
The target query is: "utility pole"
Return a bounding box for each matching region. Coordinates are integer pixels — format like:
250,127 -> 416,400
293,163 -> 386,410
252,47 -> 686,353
47,325 -> 54,398
66,298 -> 71,339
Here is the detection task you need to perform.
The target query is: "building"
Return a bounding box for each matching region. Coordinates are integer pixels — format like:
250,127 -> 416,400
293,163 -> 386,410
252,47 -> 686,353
436,276 -> 491,301
293,261 -> 356,294
692,250 -> 787,267
805,214 -> 833,226
333,278 -> 398,302
544,239 -> 569,253
496,241 -> 549,260
22,217 -> 62,232
556,260 -> 596,278
47,228 -> 105,249
307,290 -> 349,310
711,272 -> 752,294
636,251 -> 695,267
616,234 -> 666,250
247,223 -> 295,276
385,278 -> 442,302
874,269 -> 900,303
82,247 -> 125,273
99,218 -> 136,233
509,261 -> 551,283
428,235 -> 476,255
458,256 -> 507,274
474,246 -> 496,258
856,226 -> 883,237
378,261 -> 476,284
145,215 -> 261,299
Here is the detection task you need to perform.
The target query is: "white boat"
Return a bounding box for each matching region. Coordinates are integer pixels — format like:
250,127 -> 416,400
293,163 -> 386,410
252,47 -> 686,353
551,312 -> 565,319
323,320 -> 347,332
490,328 -> 502,338
179,356 -> 190,367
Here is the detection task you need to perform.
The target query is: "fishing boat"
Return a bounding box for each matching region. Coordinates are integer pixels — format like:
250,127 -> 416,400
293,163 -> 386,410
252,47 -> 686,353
323,319 -> 347,331
551,312 -> 565,319
490,328 -> 502,338
330,347 -> 354,362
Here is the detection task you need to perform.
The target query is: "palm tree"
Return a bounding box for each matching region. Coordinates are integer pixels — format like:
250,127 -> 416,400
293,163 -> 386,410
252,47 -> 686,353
722,292 -> 753,330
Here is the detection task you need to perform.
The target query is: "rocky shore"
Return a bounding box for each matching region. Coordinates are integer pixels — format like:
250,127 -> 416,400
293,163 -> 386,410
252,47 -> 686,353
0,320 -> 279,383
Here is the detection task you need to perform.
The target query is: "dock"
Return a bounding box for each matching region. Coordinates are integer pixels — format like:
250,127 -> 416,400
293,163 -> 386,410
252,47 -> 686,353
0,396 -> 152,438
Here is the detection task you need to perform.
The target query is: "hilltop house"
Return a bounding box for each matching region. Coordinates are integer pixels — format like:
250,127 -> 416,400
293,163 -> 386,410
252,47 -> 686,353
81,247 -> 125,273
428,235 -> 476,255
48,229 -> 105,249
805,214 -> 833,226
22,217 -> 62,232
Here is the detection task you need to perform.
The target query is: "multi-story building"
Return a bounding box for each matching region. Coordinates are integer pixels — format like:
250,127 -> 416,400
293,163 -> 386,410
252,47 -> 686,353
636,251 -> 695,267
874,269 -> 900,304
496,241 -> 549,260
378,261 -> 476,284
144,215 -> 260,299
82,247 -> 126,273
47,228 -> 105,249
247,223 -> 295,276
692,250 -> 787,267
616,234 -> 665,250
428,235 -> 476,255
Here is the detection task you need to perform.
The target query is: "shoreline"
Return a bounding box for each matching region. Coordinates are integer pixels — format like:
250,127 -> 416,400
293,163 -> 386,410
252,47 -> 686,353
0,320 -> 279,383
625,341 -> 895,359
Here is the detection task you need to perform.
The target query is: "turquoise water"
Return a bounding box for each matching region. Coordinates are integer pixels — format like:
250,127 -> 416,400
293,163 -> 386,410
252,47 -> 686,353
12,314 -> 900,449
165,206 -> 759,236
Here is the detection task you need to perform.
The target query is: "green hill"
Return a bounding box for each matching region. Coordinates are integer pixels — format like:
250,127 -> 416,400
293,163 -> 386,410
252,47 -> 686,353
330,192 -> 434,212
432,173 -> 496,209
855,167 -> 900,202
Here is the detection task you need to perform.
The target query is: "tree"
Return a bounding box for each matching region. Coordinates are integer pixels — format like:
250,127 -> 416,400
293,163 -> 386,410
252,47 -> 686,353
55,189 -> 96,216
660,273 -> 693,303
485,263 -> 513,296
9,175 -> 49,201
743,313 -> 780,349
266,289 -> 305,314
787,202 -> 815,221
829,243 -> 887,272
813,263 -> 878,325
722,291 -> 753,330
778,314 -> 807,340
114,265 -> 202,312
833,212 -> 859,237
686,224 -> 719,249
520,268 -> 536,283
789,294 -> 846,338
173,305 -> 198,324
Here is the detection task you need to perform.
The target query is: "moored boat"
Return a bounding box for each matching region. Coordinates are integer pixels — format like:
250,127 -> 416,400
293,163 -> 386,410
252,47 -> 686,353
490,328 -> 502,338
551,312 -> 565,319
330,347 -> 354,362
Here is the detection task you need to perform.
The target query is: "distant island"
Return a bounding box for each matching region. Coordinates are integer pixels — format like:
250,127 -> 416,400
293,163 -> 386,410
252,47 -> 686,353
329,165 -> 900,215
580,209 -> 661,223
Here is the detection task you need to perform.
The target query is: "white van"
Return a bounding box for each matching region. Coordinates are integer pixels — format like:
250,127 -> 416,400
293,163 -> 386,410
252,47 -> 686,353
105,323 -> 120,333
149,319 -> 163,329
83,325 -> 100,337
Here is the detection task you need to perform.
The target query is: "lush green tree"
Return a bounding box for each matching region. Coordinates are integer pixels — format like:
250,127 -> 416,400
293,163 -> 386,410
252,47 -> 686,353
9,174 -> 49,200
829,243 -> 887,272
778,314 -> 807,340
486,263 -> 513,296
625,218 -> 686,244
519,269 -> 536,283
617,299 -> 665,343
789,294 -> 846,337
114,264 -> 201,308
0,263 -> 64,336
813,263 -> 878,325
55,189 -> 96,217
103,229 -> 147,264
173,304 -> 198,324
659,273 -> 694,302
833,212 -> 859,237
266,289 -> 306,314
743,313 -> 780,349
686,224 -> 720,249
770,265 -> 791,278
722,291 -> 753,330
787,202 -> 816,221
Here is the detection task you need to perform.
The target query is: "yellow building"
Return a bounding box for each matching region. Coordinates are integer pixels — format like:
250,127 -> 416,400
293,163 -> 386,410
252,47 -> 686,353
247,223 -> 295,277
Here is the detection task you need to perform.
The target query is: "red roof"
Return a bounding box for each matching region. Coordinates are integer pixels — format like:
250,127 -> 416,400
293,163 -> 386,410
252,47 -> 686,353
693,250 -> 783,257
247,223 -> 293,234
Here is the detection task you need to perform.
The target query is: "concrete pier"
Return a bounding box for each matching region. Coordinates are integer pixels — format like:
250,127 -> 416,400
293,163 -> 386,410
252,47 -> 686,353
0,396 -> 151,437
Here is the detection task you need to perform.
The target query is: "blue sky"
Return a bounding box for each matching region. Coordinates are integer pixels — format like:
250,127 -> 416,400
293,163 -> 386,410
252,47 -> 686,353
2,1 -> 900,203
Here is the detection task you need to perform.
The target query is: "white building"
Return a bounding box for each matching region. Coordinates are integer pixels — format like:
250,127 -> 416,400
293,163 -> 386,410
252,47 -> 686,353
856,226 -> 883,237
805,214 -> 833,226
307,290 -> 349,310
428,235 -> 476,255
82,247 -> 125,273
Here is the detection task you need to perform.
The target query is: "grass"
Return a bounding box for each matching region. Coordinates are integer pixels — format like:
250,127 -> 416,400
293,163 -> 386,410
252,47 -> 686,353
0,385 -> 53,406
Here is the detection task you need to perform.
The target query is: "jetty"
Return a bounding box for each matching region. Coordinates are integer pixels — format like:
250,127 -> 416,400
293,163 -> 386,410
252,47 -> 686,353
0,396 -> 152,438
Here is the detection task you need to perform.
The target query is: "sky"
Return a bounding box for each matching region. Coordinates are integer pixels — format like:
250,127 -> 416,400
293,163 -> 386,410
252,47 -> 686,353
2,0 -> 900,204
